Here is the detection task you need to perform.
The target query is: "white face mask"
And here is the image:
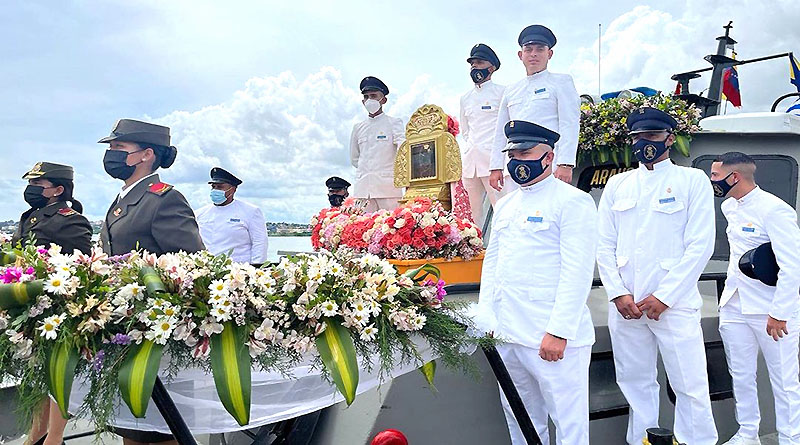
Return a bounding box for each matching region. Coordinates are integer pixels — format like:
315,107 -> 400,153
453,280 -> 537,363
363,99 -> 381,115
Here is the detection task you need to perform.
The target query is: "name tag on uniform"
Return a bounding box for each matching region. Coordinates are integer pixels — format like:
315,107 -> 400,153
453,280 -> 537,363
377,135 -> 387,140
481,105 -> 492,110
527,216 -> 544,223
658,197 -> 676,204
229,218 -> 241,222
534,88 -> 547,94
742,226 -> 755,233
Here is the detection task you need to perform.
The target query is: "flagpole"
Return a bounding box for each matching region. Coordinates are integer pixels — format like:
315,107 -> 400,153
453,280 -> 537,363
598,23 -> 602,96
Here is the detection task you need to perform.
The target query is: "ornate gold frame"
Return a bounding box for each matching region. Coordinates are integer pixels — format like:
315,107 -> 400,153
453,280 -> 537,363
394,104 -> 462,209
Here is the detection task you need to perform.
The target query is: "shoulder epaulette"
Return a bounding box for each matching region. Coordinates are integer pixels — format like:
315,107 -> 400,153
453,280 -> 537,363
147,182 -> 173,195
57,207 -> 78,216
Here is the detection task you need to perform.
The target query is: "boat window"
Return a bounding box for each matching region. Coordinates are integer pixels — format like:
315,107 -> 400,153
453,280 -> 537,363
692,154 -> 798,261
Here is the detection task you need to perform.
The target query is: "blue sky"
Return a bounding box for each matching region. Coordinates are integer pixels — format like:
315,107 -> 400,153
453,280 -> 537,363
1,0 -> 798,222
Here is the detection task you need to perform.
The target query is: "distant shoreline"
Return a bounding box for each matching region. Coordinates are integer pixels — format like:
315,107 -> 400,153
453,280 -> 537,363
269,232 -> 311,237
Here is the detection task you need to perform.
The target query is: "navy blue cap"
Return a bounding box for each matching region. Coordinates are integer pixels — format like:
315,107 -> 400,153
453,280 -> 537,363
360,76 -> 389,95
739,242 -> 779,286
467,43 -> 501,69
626,107 -> 678,134
326,176 -> 351,190
518,25 -> 556,48
502,120 -> 560,151
209,167 -> 242,186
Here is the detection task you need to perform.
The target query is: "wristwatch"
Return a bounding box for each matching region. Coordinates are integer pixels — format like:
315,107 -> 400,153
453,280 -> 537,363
557,164 -> 574,168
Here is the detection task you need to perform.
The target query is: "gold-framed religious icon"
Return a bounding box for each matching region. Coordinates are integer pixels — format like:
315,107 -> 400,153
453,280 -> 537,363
394,104 -> 462,209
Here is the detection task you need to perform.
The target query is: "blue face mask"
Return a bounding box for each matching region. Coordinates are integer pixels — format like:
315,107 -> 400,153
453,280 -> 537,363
507,152 -> 549,185
631,138 -> 668,164
210,189 -> 228,205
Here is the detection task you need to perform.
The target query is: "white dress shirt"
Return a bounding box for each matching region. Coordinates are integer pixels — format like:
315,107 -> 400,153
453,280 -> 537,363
118,173 -> 158,201
476,174 -> 597,349
596,160 -> 715,309
489,70 -> 580,170
349,113 -> 405,199
459,80 -> 505,178
720,186 -> 800,320
196,199 -> 268,264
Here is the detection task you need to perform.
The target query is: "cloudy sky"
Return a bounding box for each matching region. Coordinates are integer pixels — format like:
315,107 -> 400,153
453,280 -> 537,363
1,0 -> 798,223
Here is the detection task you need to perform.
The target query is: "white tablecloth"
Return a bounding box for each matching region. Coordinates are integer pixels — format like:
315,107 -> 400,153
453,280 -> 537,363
68,337 -> 449,434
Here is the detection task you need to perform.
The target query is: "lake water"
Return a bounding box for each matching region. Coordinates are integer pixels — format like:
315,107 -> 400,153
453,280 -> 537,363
268,236 -> 312,261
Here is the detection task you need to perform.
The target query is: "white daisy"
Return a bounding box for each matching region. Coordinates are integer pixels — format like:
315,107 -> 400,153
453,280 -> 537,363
211,305 -> 232,322
319,300 -> 339,317
360,324 -> 377,341
44,273 -> 70,295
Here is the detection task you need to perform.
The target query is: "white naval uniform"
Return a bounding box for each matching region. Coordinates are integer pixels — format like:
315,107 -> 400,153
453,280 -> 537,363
718,186 -> 800,444
489,70 -> 580,173
475,174 -> 597,445
349,112 -> 405,212
196,199 -> 268,264
459,80 -> 506,227
596,159 -> 718,445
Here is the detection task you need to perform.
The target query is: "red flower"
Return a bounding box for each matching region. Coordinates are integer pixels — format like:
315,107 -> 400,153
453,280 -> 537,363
447,115 -> 460,137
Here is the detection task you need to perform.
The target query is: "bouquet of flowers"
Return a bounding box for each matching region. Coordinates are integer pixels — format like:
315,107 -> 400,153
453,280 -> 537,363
310,197 -> 483,261
0,239 -> 485,431
578,93 -> 702,166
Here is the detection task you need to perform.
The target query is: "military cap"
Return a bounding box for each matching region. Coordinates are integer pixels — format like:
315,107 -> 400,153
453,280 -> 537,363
467,43 -> 501,69
98,119 -> 171,147
518,24 -> 557,48
502,120 -> 560,151
646,428 -> 675,445
326,176 -> 351,191
626,107 -> 678,134
22,162 -> 74,180
739,242 -> 779,286
360,76 -> 390,95
209,167 -> 242,186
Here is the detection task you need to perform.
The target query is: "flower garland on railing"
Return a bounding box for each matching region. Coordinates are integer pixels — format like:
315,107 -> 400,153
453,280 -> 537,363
310,197 -> 483,261
578,94 -> 702,166
0,239 -> 488,432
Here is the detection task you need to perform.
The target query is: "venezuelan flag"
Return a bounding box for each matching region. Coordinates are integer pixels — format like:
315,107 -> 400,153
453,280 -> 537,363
790,52 -> 800,91
722,66 -> 742,108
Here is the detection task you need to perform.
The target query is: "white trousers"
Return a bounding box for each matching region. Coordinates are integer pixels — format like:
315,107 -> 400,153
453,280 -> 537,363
363,198 -> 399,213
496,343 -> 591,445
461,175 -> 514,229
719,294 -> 800,444
608,305 -> 718,445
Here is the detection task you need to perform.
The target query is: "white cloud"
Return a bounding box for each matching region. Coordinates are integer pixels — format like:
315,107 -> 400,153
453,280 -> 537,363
569,0 -> 800,113
149,67 -> 459,223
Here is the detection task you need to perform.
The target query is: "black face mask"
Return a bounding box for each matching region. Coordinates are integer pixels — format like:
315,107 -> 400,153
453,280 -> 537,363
328,194 -> 345,207
631,138 -> 669,164
103,149 -> 144,180
24,185 -> 50,209
507,152 -> 549,185
470,68 -> 491,84
711,172 -> 738,198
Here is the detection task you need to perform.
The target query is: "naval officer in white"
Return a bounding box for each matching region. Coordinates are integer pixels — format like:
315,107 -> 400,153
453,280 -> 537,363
489,24 -> 580,191
349,76 -> 405,212
459,43 -> 506,227
710,152 -> 800,445
596,107 -> 717,444
196,167 -> 268,265
476,120 -> 597,444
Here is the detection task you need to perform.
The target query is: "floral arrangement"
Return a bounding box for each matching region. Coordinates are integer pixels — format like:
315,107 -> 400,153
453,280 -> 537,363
0,240 -> 486,431
578,93 -> 703,166
310,197 -> 483,261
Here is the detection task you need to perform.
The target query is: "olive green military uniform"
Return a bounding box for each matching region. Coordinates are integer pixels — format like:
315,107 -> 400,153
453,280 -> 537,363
11,162 -> 92,255
100,173 -> 204,256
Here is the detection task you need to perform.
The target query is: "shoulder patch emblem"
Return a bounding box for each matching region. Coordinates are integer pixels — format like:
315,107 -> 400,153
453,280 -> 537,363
147,182 -> 173,195
57,207 -> 77,216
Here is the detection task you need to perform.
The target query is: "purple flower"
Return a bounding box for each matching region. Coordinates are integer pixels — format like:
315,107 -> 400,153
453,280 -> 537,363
111,333 -> 132,345
1,267 -> 23,284
92,350 -> 105,371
